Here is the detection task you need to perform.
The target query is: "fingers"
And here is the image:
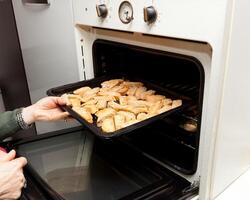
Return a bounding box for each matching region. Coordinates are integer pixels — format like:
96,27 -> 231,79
6,150 -> 16,161
52,96 -> 67,106
0,150 -> 16,162
12,157 -> 28,168
52,111 -> 69,121
0,149 -> 7,159
19,173 -> 27,188
17,172 -> 25,186
36,96 -> 66,107
0,147 -> 7,153
0,158 -> 27,200
31,96 -> 71,122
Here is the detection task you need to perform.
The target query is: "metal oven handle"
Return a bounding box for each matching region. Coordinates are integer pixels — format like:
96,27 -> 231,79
22,0 -> 50,5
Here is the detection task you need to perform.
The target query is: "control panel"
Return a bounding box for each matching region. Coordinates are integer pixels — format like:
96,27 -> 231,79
72,0 -> 221,42
94,1 -> 157,25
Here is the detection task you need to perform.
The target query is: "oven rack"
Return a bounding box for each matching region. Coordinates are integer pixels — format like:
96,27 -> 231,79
161,83 -> 199,100
120,127 -> 197,175
160,117 -> 197,148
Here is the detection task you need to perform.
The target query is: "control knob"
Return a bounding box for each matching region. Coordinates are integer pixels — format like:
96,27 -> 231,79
96,4 -> 108,18
143,6 -> 157,24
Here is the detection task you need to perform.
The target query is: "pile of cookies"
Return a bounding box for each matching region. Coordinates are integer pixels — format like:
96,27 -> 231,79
62,79 -> 182,133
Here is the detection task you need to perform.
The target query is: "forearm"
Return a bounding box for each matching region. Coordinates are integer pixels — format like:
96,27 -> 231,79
22,105 -> 36,125
0,109 -> 22,140
0,97 -> 68,141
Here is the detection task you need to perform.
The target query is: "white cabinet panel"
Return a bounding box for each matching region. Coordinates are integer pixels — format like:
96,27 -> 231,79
12,0 -> 80,133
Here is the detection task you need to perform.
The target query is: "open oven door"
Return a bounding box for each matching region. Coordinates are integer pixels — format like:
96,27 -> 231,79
1,127 -> 198,200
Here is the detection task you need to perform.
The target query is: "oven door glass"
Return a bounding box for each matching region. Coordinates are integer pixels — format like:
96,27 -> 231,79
8,128 -> 192,200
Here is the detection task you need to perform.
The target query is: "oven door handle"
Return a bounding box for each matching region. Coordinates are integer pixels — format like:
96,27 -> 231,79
22,0 -> 50,5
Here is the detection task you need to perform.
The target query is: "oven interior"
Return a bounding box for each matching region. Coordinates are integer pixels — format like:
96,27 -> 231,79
93,39 -> 205,174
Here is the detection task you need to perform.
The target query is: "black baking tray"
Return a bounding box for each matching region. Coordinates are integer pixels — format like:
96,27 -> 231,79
47,74 -> 190,139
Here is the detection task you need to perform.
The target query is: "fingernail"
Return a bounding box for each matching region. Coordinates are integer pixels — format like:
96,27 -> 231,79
0,147 -> 7,153
10,149 -> 15,153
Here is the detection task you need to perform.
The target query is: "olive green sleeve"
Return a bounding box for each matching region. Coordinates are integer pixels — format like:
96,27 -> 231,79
0,109 -> 22,140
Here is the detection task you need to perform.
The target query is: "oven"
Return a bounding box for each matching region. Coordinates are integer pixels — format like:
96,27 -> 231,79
2,0 -> 250,199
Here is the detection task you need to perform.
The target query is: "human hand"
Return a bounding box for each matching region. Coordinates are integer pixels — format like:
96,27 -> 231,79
0,149 -> 16,163
0,150 -> 27,200
22,96 -> 69,124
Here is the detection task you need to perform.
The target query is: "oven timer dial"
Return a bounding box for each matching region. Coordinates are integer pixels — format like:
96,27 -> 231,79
119,1 -> 134,24
96,4 -> 108,18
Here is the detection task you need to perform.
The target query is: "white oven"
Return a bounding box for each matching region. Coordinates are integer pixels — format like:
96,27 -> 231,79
71,0 -> 250,199
5,0 -> 250,199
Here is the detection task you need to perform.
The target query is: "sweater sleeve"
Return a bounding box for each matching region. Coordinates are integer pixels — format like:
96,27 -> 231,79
0,109 -> 22,140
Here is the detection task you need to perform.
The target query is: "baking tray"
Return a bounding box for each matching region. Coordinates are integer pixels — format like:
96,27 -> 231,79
47,74 -> 190,139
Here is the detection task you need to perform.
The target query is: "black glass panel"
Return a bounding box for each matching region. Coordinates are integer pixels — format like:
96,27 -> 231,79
16,130 -> 182,200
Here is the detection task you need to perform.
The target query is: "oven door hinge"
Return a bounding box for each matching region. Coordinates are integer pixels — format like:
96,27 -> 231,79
182,177 -> 200,195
